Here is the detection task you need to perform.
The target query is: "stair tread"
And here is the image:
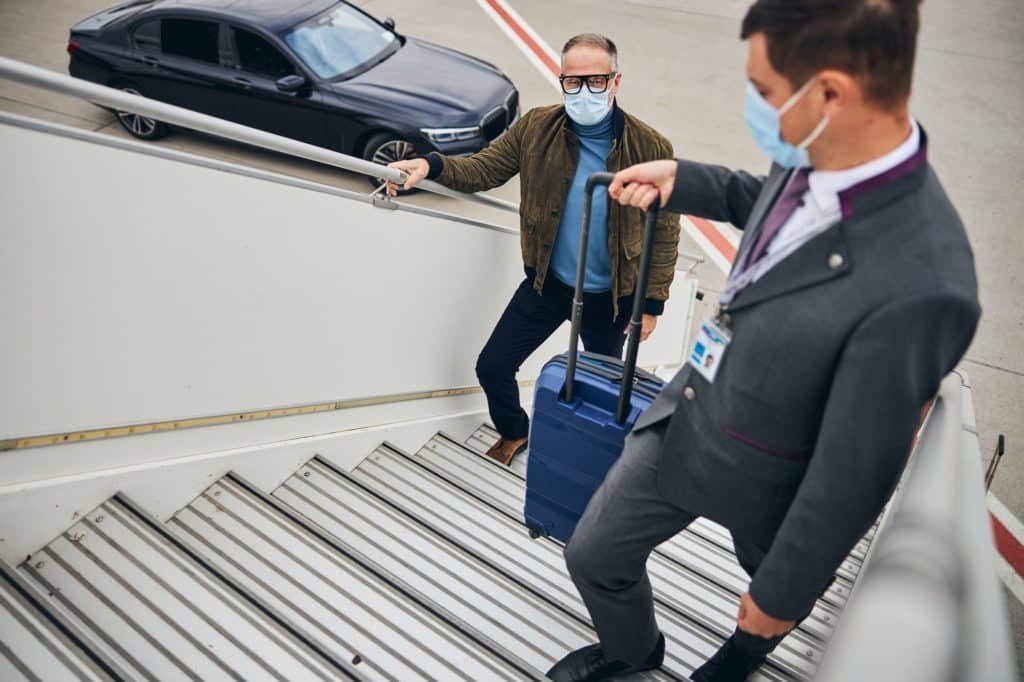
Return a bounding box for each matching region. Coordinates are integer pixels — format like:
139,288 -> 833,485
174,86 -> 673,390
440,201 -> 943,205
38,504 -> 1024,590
173,475 -> 529,681
0,562 -> 116,681
274,457 -> 663,680
19,498 -> 342,681
353,444 -> 802,681
441,433 -> 840,651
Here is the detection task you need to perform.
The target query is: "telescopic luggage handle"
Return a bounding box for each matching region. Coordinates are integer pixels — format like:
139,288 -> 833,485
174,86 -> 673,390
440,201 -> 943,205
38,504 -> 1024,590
563,171 -> 660,425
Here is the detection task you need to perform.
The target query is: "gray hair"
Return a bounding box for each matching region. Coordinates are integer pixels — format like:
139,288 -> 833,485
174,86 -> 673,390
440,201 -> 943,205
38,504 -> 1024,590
561,33 -> 619,71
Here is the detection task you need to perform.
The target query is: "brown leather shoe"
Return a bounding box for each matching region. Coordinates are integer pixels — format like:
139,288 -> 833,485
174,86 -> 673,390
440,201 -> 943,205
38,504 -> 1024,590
485,437 -> 528,466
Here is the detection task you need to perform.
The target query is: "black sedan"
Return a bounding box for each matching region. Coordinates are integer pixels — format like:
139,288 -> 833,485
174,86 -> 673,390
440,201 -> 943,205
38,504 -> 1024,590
67,0 -> 519,174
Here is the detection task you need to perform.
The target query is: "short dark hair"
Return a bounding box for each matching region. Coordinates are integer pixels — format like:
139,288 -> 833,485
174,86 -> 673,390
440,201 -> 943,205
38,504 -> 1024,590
562,33 -> 619,70
740,0 -> 922,109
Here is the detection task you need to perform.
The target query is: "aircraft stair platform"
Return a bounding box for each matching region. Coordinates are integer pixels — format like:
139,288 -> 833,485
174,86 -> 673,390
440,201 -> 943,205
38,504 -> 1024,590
1,423 -> 878,681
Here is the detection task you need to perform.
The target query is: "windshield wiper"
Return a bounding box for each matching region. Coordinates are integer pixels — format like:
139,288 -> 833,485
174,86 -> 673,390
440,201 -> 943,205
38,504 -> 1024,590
367,41 -> 401,69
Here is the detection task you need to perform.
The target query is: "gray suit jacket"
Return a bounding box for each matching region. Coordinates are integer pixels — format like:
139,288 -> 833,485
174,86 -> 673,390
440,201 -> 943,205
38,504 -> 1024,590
637,130 -> 981,620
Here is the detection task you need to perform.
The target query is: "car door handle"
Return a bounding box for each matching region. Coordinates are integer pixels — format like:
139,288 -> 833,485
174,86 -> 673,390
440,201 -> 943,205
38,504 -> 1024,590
141,56 -> 159,67
233,77 -> 252,90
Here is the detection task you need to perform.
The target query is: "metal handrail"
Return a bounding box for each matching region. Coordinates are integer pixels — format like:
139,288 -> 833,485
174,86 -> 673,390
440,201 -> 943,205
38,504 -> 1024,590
817,372 -> 1018,681
0,56 -> 518,214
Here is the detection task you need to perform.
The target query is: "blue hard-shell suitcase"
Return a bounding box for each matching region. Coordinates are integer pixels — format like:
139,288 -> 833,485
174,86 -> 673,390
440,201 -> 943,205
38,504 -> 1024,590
524,172 -> 664,544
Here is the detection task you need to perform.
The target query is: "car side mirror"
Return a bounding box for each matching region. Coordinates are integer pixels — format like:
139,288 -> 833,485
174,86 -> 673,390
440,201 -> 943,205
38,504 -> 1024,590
383,17 -> 396,31
276,75 -> 306,93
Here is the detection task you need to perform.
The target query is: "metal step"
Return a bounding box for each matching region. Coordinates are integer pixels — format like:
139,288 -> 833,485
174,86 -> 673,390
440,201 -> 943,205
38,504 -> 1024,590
414,436 -> 827,677
271,457 -> 638,680
432,433 -> 838,652
171,473 -> 531,681
467,425 -> 863,609
19,497 -> 354,681
347,444 -> 800,681
0,562 -> 122,681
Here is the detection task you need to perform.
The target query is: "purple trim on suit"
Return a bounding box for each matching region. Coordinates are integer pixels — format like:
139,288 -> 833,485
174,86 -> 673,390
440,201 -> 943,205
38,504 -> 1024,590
838,137 -> 929,219
723,428 -> 809,463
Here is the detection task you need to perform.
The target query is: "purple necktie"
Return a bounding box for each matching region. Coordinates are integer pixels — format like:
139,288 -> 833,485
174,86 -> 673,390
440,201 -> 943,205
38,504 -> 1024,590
745,168 -> 811,267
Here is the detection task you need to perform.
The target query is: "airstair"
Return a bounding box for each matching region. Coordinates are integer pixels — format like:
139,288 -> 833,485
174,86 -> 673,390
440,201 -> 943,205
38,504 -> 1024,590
5,421 -> 873,680
0,56 -> 1016,681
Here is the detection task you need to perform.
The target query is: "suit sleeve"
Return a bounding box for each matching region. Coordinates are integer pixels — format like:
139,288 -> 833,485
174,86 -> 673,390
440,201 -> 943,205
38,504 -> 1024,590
424,111 -> 528,193
665,159 -> 766,229
747,292 -> 981,621
644,136 -> 682,315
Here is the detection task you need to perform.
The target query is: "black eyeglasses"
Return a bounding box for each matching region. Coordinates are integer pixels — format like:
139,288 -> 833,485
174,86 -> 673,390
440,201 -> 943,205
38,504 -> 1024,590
559,73 -> 617,94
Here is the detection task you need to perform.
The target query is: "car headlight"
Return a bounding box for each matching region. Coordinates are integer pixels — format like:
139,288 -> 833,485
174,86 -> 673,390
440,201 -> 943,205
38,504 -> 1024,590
420,126 -> 481,144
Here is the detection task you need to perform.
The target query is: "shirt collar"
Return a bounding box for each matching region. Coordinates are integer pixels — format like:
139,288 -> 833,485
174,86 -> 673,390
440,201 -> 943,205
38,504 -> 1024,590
806,119 -> 921,212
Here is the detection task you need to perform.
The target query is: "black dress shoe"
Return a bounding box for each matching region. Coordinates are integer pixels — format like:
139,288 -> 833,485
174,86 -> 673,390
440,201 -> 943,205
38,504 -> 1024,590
689,634 -> 770,682
547,633 -> 665,681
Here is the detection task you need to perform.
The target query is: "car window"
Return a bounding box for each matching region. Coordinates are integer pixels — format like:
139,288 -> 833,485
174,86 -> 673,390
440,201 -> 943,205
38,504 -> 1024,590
133,20 -> 160,51
233,28 -> 295,79
284,5 -> 398,79
161,18 -> 220,64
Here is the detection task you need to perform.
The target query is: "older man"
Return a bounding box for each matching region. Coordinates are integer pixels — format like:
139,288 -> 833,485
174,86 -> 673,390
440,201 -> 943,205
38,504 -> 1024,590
548,1 -> 981,680
389,34 -> 680,466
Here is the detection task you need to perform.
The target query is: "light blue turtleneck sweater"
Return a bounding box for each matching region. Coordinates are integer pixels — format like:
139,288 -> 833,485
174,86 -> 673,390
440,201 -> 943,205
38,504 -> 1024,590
550,110 -> 614,293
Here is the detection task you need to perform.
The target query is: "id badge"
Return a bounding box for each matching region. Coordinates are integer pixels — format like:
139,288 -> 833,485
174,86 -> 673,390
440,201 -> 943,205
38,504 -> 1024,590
688,318 -> 731,383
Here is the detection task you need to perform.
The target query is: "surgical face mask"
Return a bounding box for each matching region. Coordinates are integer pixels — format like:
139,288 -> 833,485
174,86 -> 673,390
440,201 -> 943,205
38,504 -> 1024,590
744,78 -> 829,168
565,88 -> 612,126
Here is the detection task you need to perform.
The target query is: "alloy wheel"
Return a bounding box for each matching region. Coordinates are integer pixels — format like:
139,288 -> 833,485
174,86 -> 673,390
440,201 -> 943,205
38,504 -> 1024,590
115,89 -> 158,138
371,139 -> 415,166
371,139 -> 416,187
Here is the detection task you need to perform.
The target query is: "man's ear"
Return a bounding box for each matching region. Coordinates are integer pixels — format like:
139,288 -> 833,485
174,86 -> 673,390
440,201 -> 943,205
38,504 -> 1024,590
818,69 -> 858,119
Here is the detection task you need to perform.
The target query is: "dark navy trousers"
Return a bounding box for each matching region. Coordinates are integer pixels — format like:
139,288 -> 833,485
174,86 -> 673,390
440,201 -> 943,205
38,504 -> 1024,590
476,273 -> 632,440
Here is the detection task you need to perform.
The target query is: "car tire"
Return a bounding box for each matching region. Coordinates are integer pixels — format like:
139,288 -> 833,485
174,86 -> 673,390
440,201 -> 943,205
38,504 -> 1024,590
361,132 -> 418,193
112,83 -> 169,141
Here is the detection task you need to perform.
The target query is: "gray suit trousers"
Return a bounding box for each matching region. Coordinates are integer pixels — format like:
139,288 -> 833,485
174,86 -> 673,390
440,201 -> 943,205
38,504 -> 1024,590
564,422 -> 773,665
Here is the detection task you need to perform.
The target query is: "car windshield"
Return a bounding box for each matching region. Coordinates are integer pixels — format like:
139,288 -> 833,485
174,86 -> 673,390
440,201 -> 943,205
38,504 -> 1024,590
284,4 -> 398,79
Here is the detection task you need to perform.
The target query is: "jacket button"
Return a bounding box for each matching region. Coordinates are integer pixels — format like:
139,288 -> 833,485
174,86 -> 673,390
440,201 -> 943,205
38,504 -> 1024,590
551,209 -> 559,216
562,177 -> 570,184
684,386 -> 696,401
828,253 -> 845,270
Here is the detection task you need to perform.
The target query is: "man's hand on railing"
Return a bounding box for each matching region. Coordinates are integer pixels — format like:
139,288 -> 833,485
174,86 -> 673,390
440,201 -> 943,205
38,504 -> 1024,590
387,158 -> 430,196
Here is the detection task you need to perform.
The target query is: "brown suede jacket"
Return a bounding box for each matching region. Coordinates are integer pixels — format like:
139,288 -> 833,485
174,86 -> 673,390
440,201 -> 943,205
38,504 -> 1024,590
422,103 -> 681,316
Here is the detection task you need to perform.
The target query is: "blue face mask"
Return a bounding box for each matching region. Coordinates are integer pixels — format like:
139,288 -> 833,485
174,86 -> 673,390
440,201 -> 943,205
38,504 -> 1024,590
565,88 -> 612,126
744,79 -> 829,168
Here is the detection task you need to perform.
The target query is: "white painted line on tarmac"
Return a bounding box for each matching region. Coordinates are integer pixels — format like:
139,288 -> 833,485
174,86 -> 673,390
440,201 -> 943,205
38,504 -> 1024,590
994,551 -> 1024,605
990,492 -> 1024,541
989,492 -> 1024,582
473,0 -> 561,93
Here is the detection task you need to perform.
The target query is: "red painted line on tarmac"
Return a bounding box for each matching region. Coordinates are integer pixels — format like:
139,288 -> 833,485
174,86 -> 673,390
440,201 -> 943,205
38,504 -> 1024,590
484,0 -> 560,76
992,513 -> 1024,577
689,215 -> 738,263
